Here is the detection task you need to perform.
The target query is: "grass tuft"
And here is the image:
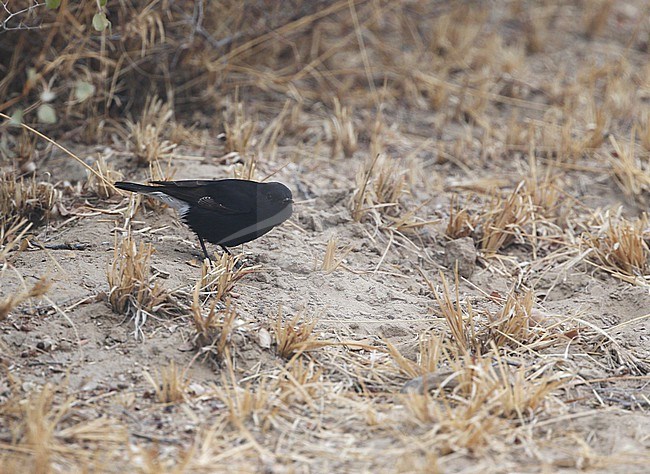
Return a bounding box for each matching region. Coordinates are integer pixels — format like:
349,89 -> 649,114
224,100 -> 256,156
197,253 -> 250,301
0,172 -> 58,245
107,234 -> 177,339
446,195 -> 477,239
143,360 -> 188,403
86,155 -> 123,199
351,154 -> 408,223
0,274 -> 50,320
190,289 -> 238,359
273,307 -> 319,359
584,212 -> 649,277
479,183 -> 531,255
128,96 -> 177,166
329,97 -> 358,158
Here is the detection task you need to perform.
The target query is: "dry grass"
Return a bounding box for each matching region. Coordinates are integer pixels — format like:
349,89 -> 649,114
401,351 -> 566,424
1,1 -> 649,471
0,217 -> 31,261
583,0 -> 613,40
328,97 -> 358,158
0,383 -> 126,472
223,100 -> 255,156
445,195 -> 477,239
196,254 -> 250,301
0,273 -> 50,320
484,289 -> 535,349
639,110 -> 650,152
428,270 -> 476,354
394,332 -> 569,454
320,234 -> 351,273
190,286 -> 238,358
607,134 -> 650,204
215,377 -> 274,431
85,155 -> 123,199
0,173 -> 57,225
386,332 -> 448,380
189,234 -> 248,359
423,270 -> 547,355
479,183 -> 531,255
107,234 -> 177,339
143,360 -> 189,404
584,212 -> 649,278
351,154 -> 408,223
128,96 -> 177,166
273,307 -> 319,359
0,172 -> 58,245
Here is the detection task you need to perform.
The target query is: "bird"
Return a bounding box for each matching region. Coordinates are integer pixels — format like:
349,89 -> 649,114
114,179 -> 293,260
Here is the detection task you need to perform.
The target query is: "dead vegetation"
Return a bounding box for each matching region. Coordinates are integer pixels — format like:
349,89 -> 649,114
190,287 -> 238,358
0,383 -> 126,472
196,254 -> 250,301
85,155 -> 123,199
607,134 -> 650,205
1,0 -> 650,472
424,270 -> 547,355
445,195 -> 476,240
584,212 -> 650,278
223,100 -> 256,157
188,255 -> 250,357
128,96 -> 177,166
0,274 -> 50,320
143,360 -> 189,404
328,97 -> 358,159
0,172 -> 58,247
273,307 -> 320,359
107,234 -> 178,339
319,234 -> 351,272
351,153 -> 408,224
479,183 -> 532,255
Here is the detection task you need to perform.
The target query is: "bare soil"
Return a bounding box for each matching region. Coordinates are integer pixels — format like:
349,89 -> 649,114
1,1 -> 650,473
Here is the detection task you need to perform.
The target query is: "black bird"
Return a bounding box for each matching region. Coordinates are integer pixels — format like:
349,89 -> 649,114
114,179 -> 293,259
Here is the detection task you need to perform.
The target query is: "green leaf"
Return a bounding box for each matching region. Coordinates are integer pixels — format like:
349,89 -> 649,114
40,89 -> 56,103
37,104 -> 57,124
9,109 -> 23,127
74,81 -> 95,102
46,0 -> 61,9
92,12 -> 110,32
99,0 -> 108,6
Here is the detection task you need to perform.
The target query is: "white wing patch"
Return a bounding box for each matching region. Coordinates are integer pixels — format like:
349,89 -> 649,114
197,196 -> 216,207
150,192 -> 190,217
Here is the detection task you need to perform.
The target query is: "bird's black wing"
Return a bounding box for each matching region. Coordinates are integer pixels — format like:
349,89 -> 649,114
149,180 -> 256,214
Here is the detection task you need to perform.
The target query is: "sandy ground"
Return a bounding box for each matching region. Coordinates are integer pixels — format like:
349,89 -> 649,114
1,1 -> 650,473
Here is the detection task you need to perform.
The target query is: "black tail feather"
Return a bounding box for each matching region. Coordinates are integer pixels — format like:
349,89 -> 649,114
114,181 -> 158,194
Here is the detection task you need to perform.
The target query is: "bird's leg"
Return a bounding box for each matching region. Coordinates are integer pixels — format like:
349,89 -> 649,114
198,235 -> 211,261
221,245 -> 246,269
220,245 -> 232,256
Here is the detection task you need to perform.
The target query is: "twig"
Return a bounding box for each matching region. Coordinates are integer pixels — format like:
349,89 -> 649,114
0,1 -> 45,32
0,112 -> 118,192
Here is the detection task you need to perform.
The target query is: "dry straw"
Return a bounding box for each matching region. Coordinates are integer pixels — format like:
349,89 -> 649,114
143,360 -> 189,404
1,0 -> 648,470
273,307 -> 319,359
128,96 -> 177,166
107,233 -> 177,339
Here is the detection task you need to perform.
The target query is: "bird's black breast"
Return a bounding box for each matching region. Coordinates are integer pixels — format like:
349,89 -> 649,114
183,204 -> 291,247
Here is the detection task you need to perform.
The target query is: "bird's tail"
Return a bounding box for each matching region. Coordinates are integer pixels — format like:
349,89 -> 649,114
114,181 -> 158,194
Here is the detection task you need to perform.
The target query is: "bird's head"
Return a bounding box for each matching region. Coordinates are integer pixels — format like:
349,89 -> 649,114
258,181 -> 293,221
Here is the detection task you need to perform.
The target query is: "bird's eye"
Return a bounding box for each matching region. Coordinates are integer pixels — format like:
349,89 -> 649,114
266,193 -> 273,200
